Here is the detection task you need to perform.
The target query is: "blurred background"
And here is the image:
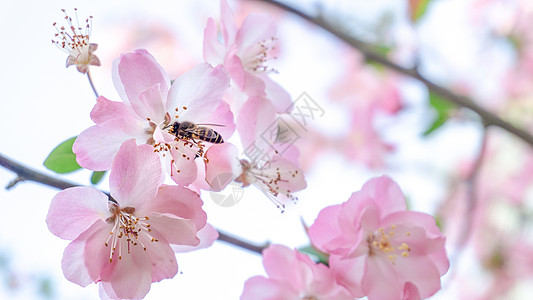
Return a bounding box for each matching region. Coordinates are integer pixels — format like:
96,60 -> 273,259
1,0 -> 533,299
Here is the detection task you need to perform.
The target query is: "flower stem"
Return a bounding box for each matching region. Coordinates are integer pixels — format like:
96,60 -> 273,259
87,70 -> 99,98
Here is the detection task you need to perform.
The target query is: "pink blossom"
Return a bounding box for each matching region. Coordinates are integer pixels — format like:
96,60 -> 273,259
347,106 -> 395,168
329,51 -> 402,115
308,176 -> 449,300
236,96 -> 277,152
52,9 -> 101,74
73,49 -> 233,185
204,142 -> 306,210
47,140 -> 207,299
241,244 -> 352,300
203,0 -> 292,114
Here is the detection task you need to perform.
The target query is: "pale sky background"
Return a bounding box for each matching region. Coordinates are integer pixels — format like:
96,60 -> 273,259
0,0 -> 518,299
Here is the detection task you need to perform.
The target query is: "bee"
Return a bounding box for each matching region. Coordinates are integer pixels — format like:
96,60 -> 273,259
169,121 -> 224,144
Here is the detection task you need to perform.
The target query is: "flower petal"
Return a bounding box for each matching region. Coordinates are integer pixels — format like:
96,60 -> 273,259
136,83 -> 167,121
403,282 -> 421,300
112,49 -> 170,117
142,234 -> 179,283
329,255 -> 365,298
308,205 -> 343,253
237,96 -> 277,151
241,276 -> 294,300
163,142 -> 198,186
235,14 -> 276,53
188,157 -> 212,192
61,221 -> 107,287
172,223 -> 219,253
258,73 -> 293,113
73,118 -> 148,171
262,245 -> 305,282
362,255 -> 403,300
90,96 -> 131,124
144,185 -> 206,230
109,140 -> 162,208
394,254 -> 442,298
47,187 -> 110,240
224,52 -> 266,97
205,143 -> 241,192
203,18 -> 225,66
100,246 -> 153,300
149,214 -> 200,246
205,100 -> 236,140
220,0 -> 237,45
361,175 -> 406,215
167,63 -> 230,123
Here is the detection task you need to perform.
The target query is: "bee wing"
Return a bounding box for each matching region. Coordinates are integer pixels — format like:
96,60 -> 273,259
195,123 -> 225,127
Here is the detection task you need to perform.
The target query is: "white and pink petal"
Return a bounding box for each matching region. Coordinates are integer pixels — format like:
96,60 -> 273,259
167,63 -> 230,123
47,187 -> 110,240
109,140 -> 162,208
112,49 -> 170,114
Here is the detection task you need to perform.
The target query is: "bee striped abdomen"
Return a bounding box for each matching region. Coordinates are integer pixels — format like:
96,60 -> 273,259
195,127 -> 224,143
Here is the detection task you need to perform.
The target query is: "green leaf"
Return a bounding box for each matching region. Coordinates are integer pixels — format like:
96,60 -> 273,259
91,171 -> 106,185
410,0 -> 434,22
423,91 -> 455,136
298,245 -> 329,266
44,137 -> 81,174
435,216 -> 443,231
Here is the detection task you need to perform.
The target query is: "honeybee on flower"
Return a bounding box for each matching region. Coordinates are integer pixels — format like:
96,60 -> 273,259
52,8 -> 101,74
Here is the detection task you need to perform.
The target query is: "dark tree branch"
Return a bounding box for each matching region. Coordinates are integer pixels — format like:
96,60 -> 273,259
0,153 -> 267,254
0,153 -> 78,190
252,0 -> 533,147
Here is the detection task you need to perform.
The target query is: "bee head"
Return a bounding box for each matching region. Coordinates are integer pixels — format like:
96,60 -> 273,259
170,122 -> 180,135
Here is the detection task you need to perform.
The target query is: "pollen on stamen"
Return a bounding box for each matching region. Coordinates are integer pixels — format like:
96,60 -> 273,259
105,205 -> 158,263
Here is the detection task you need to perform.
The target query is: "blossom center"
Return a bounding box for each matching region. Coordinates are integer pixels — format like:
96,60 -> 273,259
105,201 -> 158,263
241,38 -> 277,73
235,159 -> 300,211
367,225 -> 411,265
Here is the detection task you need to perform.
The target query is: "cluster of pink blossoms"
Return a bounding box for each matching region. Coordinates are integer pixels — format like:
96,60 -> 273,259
47,2 -> 449,299
242,176 -> 449,300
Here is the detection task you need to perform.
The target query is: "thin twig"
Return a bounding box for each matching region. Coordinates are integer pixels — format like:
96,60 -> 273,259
251,0 -> 533,147
87,69 -> 99,98
217,231 -> 268,254
0,152 -> 267,254
445,126 -> 488,282
459,126 -> 488,249
6,176 -> 25,190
